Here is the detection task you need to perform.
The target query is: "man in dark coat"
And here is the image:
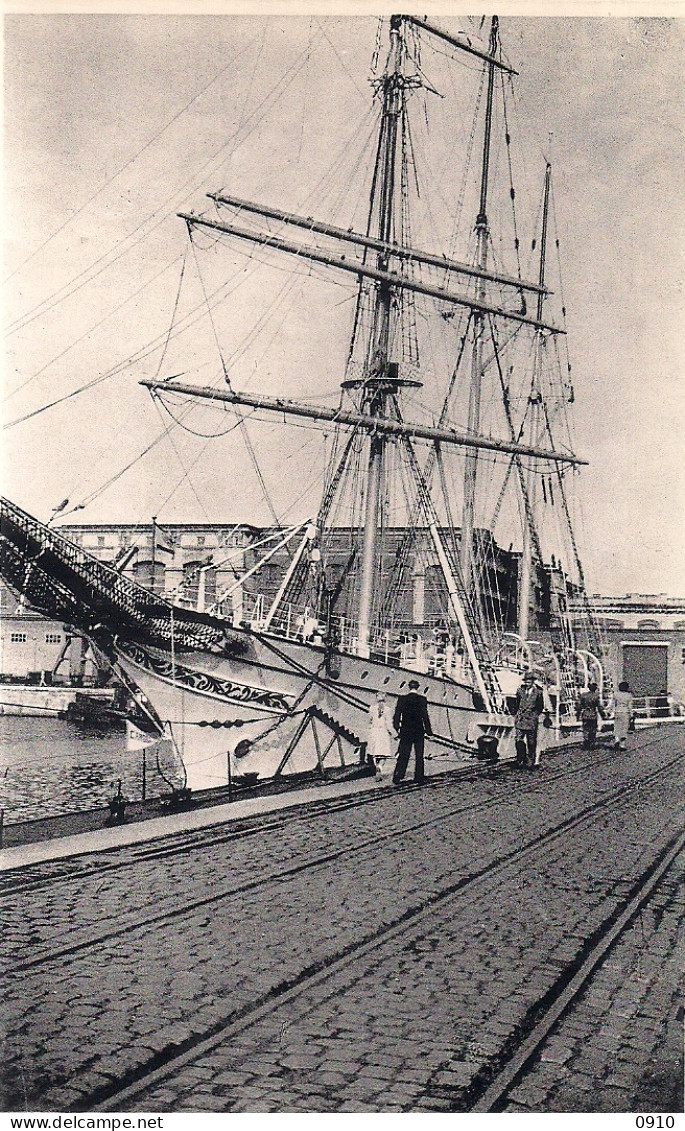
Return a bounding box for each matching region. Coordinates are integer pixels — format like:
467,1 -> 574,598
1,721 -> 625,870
392,679 -> 432,786
513,671 -> 545,768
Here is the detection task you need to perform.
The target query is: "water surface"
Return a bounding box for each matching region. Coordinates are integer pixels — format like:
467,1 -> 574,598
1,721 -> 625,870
0,717 -> 177,823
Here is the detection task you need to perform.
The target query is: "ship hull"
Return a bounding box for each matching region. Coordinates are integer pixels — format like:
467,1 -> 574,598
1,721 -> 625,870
112,628 -> 512,791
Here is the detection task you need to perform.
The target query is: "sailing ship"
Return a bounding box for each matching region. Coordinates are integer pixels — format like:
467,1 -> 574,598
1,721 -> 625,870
1,15 -> 610,790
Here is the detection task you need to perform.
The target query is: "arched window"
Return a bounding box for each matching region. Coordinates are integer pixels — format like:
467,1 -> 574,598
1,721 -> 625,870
133,560 -> 165,596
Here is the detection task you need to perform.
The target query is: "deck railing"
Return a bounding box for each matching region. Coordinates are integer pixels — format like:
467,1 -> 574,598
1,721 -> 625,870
242,592 -> 473,679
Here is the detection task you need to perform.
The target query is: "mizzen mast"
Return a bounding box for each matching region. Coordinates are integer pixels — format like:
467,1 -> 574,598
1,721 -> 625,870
518,161 -> 552,640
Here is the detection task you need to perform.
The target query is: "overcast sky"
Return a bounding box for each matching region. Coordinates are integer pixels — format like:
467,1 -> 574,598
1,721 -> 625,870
3,8 -> 684,598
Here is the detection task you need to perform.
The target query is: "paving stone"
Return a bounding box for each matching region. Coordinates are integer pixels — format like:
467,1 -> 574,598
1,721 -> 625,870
4,735 -> 682,1114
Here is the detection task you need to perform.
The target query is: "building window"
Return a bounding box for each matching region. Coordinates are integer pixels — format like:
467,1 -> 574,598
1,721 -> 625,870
10,633 -> 27,643
133,560 -> 166,595
637,619 -> 659,630
45,633 -> 62,644
197,535 -> 205,547
97,535 -> 106,548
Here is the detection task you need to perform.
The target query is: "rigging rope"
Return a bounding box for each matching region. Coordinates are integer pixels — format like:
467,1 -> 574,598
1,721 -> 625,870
4,255 -> 184,407
3,39 -> 253,287
499,70 -> 524,287
6,24 -> 330,340
153,248 -> 188,382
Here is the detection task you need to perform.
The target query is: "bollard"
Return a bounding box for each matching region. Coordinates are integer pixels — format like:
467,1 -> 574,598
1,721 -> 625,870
107,780 -> 128,824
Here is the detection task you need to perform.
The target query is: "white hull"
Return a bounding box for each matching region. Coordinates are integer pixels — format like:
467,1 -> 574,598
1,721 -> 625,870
112,629 -> 512,791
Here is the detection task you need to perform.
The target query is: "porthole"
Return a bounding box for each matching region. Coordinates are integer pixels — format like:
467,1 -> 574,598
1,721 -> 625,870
383,676 -> 390,685
399,681 -> 406,688
361,670 -> 369,679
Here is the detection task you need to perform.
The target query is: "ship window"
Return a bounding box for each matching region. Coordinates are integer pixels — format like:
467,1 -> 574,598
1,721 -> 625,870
383,676 -> 390,684
10,632 -> 27,643
360,670 -> 368,679
45,633 -> 62,644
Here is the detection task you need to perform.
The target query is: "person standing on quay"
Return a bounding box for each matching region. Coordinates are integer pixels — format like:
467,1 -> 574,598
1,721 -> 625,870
367,691 -> 396,777
577,681 -> 606,749
513,671 -> 545,769
610,680 -> 634,751
392,679 -> 432,786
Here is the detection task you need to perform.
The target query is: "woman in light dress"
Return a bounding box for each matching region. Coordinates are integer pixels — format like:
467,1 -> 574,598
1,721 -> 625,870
611,681 -> 634,750
367,692 -> 397,776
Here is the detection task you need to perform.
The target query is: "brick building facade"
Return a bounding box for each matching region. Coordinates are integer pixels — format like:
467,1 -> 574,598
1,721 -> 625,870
2,520 -> 683,703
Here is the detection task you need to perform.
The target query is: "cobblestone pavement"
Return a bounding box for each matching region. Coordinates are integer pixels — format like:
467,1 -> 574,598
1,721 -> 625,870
501,849 -> 684,1114
1,729 -> 683,1113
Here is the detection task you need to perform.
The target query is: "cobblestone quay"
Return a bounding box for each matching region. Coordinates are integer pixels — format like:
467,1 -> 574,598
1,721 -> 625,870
1,728 -> 683,1113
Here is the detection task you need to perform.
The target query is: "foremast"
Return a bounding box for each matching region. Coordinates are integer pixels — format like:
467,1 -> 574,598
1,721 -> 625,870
461,16 -> 499,597
355,14 -> 405,658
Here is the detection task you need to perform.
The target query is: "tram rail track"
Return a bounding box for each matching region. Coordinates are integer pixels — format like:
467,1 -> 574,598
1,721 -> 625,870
2,750 -> 678,1113
0,735 -> 663,900
5,748 -> 680,980
466,835 -> 685,1112
88,764 -> 682,1113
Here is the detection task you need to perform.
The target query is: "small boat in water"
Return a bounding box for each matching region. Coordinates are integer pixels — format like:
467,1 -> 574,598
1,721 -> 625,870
63,690 -> 128,730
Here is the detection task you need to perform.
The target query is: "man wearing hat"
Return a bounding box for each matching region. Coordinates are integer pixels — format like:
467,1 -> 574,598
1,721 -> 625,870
392,679 -> 433,786
513,671 -> 545,769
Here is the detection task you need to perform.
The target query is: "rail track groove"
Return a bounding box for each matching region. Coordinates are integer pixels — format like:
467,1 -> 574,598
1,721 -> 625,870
0,740 -> 653,901
6,749 -> 680,979
35,753 -> 675,1112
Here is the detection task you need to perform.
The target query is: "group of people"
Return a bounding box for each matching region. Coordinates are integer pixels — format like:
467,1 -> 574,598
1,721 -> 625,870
575,680 -> 635,749
367,671 -> 638,785
514,672 -> 636,765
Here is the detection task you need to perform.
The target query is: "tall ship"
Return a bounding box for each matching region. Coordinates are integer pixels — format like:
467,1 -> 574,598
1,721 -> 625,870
1,15 -> 609,790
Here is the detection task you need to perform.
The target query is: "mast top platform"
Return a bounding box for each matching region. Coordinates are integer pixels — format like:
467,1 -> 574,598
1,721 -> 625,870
340,377 -> 423,393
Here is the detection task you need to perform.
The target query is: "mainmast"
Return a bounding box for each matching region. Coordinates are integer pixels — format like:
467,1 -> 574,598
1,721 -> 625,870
354,14 -> 405,658
518,162 -> 552,640
161,16 -> 584,681
460,16 -> 499,596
